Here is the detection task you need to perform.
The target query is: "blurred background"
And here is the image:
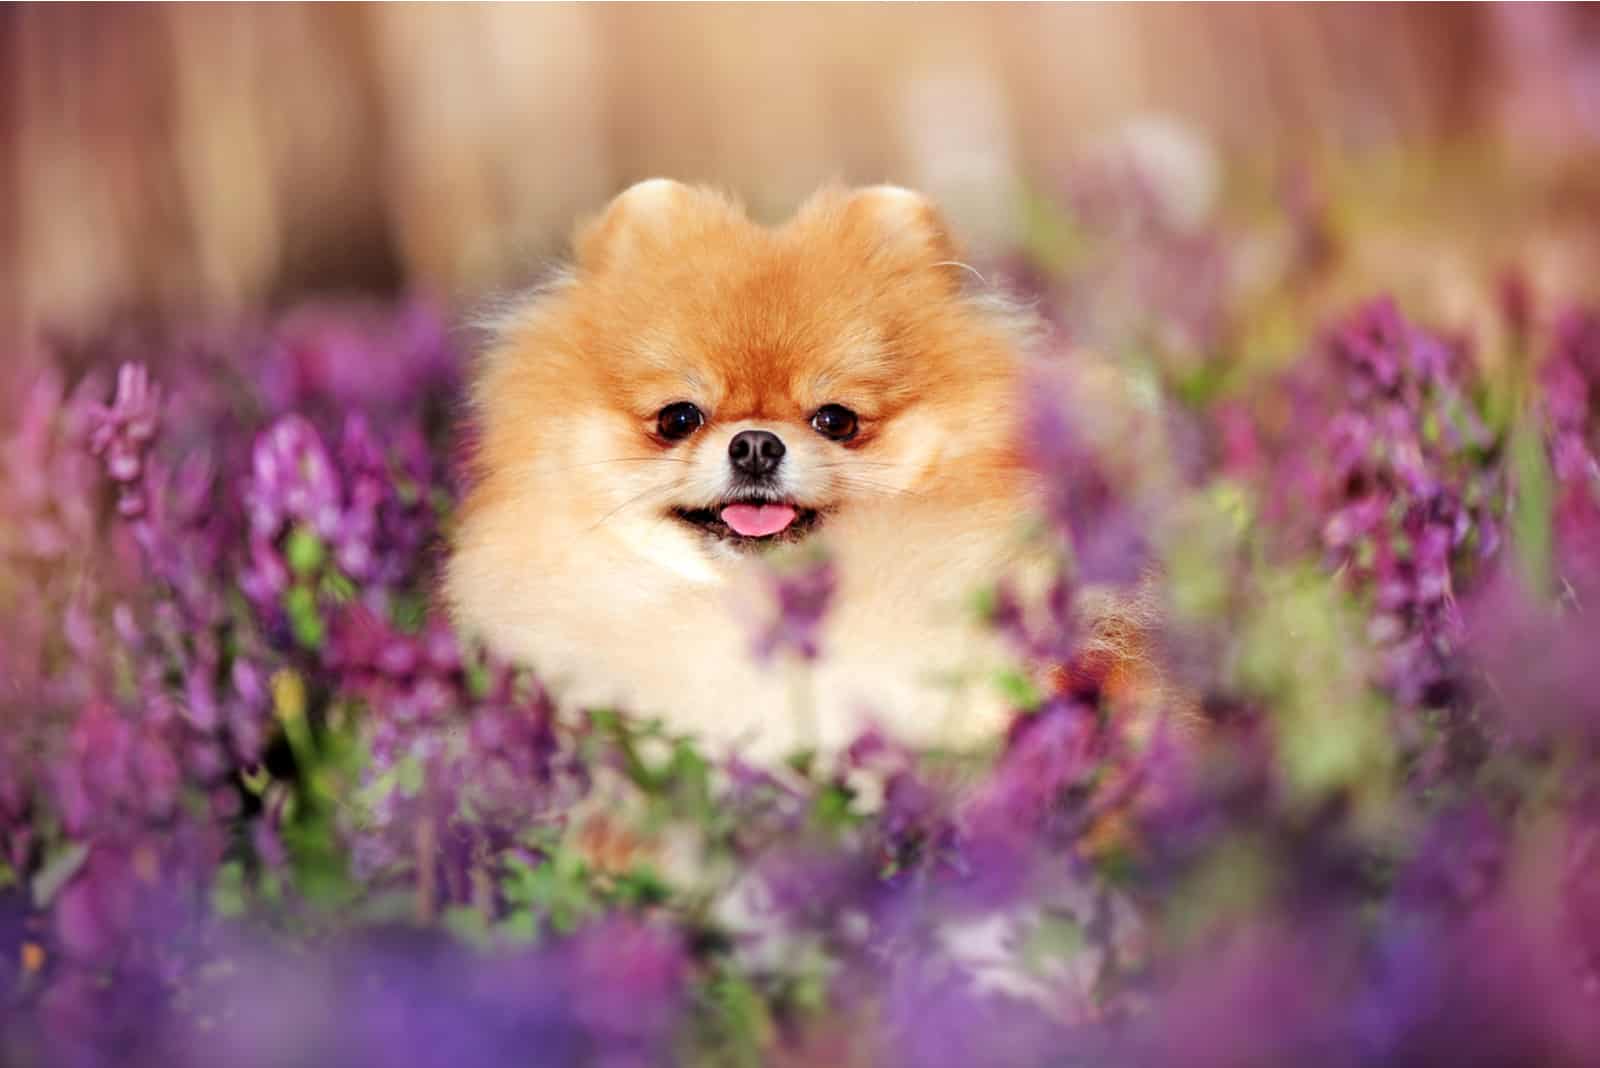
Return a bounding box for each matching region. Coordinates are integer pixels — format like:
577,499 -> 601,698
5,3 -> 1600,349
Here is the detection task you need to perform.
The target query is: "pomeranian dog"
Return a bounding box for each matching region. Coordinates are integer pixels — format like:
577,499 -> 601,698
447,180 -> 1044,758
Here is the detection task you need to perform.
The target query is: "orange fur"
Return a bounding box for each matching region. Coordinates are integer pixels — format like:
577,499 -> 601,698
448,181 -> 1042,758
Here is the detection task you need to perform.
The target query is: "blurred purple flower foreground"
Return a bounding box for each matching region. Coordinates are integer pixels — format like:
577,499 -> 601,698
5,242 -> 1600,1065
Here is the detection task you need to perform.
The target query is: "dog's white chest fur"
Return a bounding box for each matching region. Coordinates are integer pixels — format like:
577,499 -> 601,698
457,508 -> 1025,760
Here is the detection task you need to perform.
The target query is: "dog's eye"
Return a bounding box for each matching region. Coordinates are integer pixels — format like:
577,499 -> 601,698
656,402 -> 704,442
810,404 -> 858,442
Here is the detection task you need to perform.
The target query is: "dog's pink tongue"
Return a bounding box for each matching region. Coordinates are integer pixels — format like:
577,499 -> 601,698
720,503 -> 797,537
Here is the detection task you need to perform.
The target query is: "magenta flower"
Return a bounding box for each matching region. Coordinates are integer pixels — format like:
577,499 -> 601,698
87,362 -> 163,517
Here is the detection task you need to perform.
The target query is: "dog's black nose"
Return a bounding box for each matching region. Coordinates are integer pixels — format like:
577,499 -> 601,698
728,429 -> 786,478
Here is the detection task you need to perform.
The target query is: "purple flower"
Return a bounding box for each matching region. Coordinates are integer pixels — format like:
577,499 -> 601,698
14,264 -> 1600,1068
1126,925 -> 1350,1068
1255,298 -> 1504,712
1464,568 -> 1600,743
87,363 -> 163,517
1021,374 -> 1149,587
262,297 -> 458,418
247,414 -> 342,540
963,697 -> 1100,843
1539,308 -> 1600,577
875,954 -> 1073,1068
751,554 -> 837,662
1039,141 -> 1231,362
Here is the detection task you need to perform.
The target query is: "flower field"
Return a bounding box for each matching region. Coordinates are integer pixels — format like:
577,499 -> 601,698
5,155 -> 1600,1067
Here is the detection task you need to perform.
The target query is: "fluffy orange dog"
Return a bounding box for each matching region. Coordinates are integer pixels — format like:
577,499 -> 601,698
447,180 -> 1040,758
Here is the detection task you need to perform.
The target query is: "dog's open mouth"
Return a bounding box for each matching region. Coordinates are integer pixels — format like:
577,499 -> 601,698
672,500 -> 822,545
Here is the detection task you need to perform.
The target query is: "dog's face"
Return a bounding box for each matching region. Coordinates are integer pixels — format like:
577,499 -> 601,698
454,180 -> 1025,586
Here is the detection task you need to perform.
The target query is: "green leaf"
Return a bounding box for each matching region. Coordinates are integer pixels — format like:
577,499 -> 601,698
502,849 -> 594,935
443,905 -> 491,949
284,584 -> 326,650
210,860 -> 247,918
465,659 -> 492,699
1017,182 -> 1086,278
611,865 -> 672,908
322,570 -> 357,605
1236,566 -> 1391,807
390,592 -> 429,634
241,763 -> 272,796
1421,408 -> 1441,446
394,755 -> 424,798
281,817 -> 358,909
969,584 -> 999,622
785,749 -> 818,779
587,709 -> 621,734
31,841 -> 91,907
285,525 -> 327,577
993,667 -> 1044,711
1509,413 -> 1554,598
694,970 -> 774,1068
1023,912 -> 1086,973
810,783 -> 860,832
497,909 -> 539,945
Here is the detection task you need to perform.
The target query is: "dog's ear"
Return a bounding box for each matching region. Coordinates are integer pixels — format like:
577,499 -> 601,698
573,179 -> 741,273
794,184 -> 963,278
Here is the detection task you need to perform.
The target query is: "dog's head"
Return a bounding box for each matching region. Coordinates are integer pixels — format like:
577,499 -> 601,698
452,179 -> 1028,601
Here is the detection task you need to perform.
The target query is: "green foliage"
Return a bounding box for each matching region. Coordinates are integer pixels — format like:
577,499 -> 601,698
284,526 -> 326,577
1510,410 -> 1555,598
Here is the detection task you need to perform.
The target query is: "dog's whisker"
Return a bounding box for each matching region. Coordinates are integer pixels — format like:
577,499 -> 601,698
830,475 -> 924,499
540,456 -> 691,476
816,460 -> 898,469
585,478 -> 688,533
932,259 -> 988,286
